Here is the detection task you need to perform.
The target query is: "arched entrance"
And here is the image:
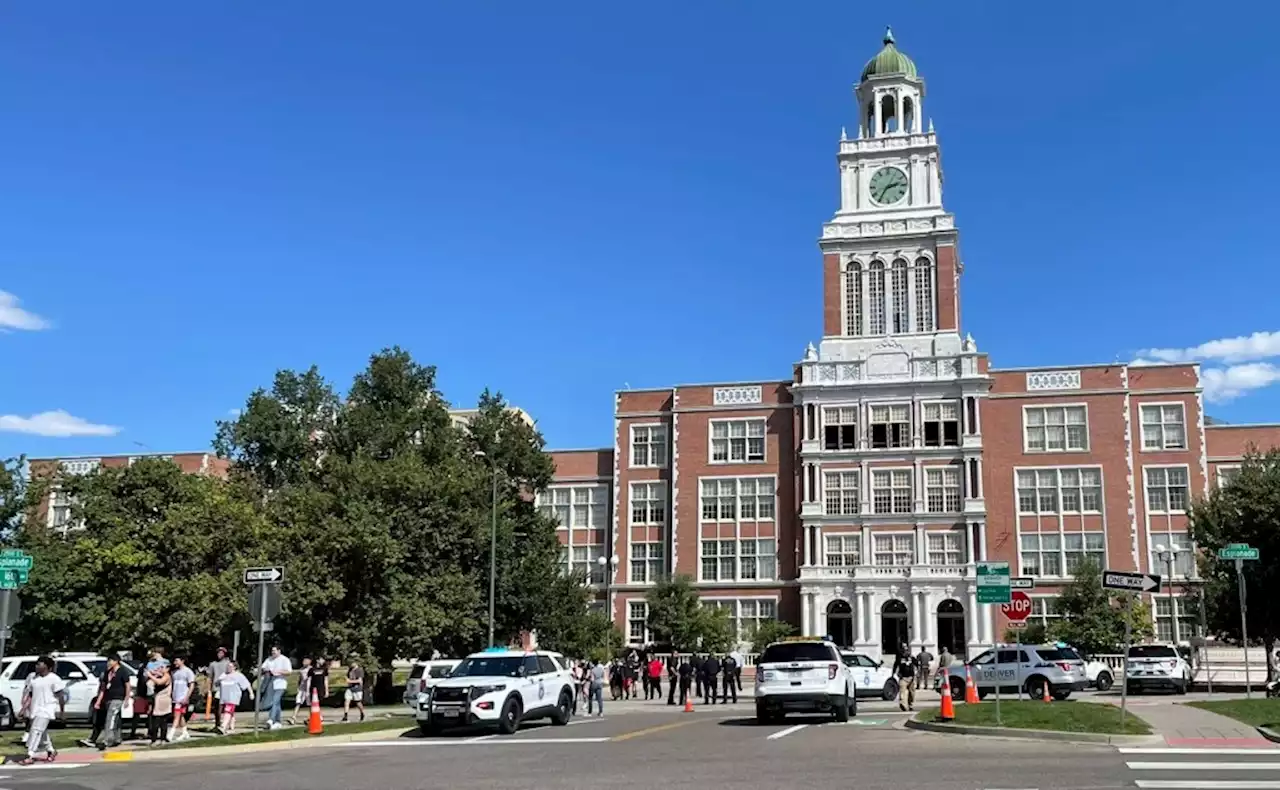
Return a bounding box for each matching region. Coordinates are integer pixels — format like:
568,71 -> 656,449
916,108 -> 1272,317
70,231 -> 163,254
936,599 -> 966,656
826,600 -> 854,648
880,599 -> 909,655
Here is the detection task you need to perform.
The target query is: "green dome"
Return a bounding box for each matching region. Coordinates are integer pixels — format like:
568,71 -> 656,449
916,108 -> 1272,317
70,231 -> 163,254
860,27 -> 917,81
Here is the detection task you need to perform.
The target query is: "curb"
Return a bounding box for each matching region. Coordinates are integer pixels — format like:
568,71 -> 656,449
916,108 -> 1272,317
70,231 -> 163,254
1259,725 -> 1280,744
904,717 -> 1163,746
69,723 -> 420,763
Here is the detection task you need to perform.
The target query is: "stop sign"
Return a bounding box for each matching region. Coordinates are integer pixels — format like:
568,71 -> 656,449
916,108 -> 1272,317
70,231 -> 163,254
1001,590 -> 1032,622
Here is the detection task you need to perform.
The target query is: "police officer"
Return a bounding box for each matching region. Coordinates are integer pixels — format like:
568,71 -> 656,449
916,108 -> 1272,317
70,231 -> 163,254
720,652 -> 738,703
700,654 -> 720,706
677,658 -> 694,706
667,659 -> 679,705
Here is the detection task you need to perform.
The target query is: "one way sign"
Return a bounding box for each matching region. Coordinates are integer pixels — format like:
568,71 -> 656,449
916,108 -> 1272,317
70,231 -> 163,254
1102,570 -> 1161,593
244,566 -> 284,584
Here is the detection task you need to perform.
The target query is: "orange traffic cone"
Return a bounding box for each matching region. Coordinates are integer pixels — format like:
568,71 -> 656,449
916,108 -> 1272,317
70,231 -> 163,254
939,672 -> 956,722
307,688 -> 324,734
1042,680 -> 1052,704
964,665 -> 980,705
683,696 -> 695,713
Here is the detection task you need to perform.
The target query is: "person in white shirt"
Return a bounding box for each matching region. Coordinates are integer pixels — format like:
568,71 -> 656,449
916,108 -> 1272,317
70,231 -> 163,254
218,661 -> 252,734
169,656 -> 197,742
20,657 -> 65,764
260,646 -> 292,729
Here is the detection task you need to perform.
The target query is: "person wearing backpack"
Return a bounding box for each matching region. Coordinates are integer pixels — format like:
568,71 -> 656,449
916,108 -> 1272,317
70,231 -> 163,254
720,653 -> 738,703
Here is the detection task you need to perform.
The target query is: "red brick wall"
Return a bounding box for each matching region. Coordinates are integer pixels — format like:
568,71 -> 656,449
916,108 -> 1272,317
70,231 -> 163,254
1206,424 -> 1280,459
936,244 -> 959,332
822,253 -> 841,336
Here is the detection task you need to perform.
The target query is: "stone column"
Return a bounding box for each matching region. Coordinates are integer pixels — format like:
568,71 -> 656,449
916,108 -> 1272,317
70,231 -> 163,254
855,590 -> 867,644
801,591 -> 812,637
966,586 -> 979,652
910,590 -> 922,648
922,591 -> 935,649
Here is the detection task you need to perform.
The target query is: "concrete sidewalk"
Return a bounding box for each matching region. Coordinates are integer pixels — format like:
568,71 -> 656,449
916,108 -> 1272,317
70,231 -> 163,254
1102,700 -> 1273,746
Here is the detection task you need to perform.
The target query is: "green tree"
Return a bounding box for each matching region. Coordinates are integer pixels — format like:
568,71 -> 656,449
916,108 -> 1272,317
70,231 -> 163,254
14,458 -> 270,656
1003,622 -> 1047,645
1188,448 -> 1280,665
747,619 -> 794,653
1048,558 -> 1153,655
0,456 -> 24,537
644,575 -> 735,652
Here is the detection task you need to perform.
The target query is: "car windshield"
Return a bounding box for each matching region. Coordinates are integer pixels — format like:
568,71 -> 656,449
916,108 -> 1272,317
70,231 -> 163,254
1129,646 -> 1178,659
761,643 -> 831,663
450,656 -> 525,678
1035,648 -> 1069,661
85,660 -> 107,677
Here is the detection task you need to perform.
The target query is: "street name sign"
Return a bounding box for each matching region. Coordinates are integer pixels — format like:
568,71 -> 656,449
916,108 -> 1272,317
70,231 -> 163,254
1006,621 -> 1028,630
976,561 -> 1012,605
1102,570 -> 1161,593
1218,544 -> 1260,561
243,567 -> 284,584
1010,577 -> 1035,590
0,555 -> 33,572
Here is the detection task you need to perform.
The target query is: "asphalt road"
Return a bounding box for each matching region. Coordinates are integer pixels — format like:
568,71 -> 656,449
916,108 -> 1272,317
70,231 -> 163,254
3,700 -> 1277,790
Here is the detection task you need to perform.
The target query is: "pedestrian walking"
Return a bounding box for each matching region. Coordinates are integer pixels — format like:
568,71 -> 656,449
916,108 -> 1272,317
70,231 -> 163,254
893,642 -> 917,711
95,653 -> 132,750
721,653 -> 738,703
587,659 -> 605,716
915,646 -> 934,690
342,659 -> 366,722
19,656 -> 64,765
287,657 -> 312,725
260,646 -> 292,729
217,661 -> 253,734
169,656 -> 196,742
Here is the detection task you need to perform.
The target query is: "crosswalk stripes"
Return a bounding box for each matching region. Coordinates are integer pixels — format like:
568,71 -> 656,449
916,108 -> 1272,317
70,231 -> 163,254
1119,747 -> 1280,789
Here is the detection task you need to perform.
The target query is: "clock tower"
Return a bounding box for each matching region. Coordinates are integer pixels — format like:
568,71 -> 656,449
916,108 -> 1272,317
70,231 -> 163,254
793,29 -> 992,661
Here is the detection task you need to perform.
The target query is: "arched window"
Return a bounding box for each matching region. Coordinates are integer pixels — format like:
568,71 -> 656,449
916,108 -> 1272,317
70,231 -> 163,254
890,259 -> 909,334
880,94 -> 897,134
844,261 -> 863,336
865,103 -> 875,138
914,256 -> 935,332
867,262 -> 886,335
903,97 -> 915,134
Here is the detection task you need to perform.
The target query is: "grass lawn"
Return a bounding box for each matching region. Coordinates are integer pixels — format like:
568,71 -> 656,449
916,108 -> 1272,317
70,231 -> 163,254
916,700 -> 1152,735
1186,699 -> 1280,728
1,725 -> 94,754
164,715 -> 415,749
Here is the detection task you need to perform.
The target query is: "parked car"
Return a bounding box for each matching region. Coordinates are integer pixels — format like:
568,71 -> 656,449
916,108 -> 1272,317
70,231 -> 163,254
403,659 -> 461,710
937,644 -> 1087,701
1126,643 -> 1191,695
839,650 -> 897,700
0,653 -> 107,725
415,648 -> 576,735
754,638 -> 854,723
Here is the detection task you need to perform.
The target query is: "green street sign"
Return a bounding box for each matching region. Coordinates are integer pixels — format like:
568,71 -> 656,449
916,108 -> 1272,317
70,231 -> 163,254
0,556 -> 33,571
0,549 -> 27,558
1218,545 -> 1260,561
976,561 -> 1012,605
0,570 -> 20,590
16,570 -> 28,584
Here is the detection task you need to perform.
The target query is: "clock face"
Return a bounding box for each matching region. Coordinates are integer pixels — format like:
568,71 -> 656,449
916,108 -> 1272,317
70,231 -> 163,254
869,167 -> 909,205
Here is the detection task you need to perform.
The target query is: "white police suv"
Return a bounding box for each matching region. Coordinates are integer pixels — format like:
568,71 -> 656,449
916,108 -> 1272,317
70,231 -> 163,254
414,648 -> 576,735
755,638 -> 854,723
840,650 -> 898,700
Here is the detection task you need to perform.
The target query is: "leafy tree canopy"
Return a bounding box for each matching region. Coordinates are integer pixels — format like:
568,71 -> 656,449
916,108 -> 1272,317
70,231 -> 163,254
645,575 -> 735,653
1049,558 -> 1153,656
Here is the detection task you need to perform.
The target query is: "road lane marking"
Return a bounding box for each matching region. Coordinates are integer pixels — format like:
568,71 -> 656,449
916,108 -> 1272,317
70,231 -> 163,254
336,737 -> 610,746
1135,782 -> 1280,789
766,724 -> 808,741
611,719 -> 701,742
465,734 -> 498,743
0,764 -> 90,770
1121,748 -> 1280,755
1128,762 -> 1280,771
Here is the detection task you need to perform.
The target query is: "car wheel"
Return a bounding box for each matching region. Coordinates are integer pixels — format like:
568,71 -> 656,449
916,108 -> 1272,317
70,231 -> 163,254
950,678 -> 966,701
497,697 -> 521,735
551,689 -> 573,726
1126,683 -> 1141,696
1095,671 -> 1114,692
882,678 -> 898,701
833,695 -> 850,723
1176,677 -> 1189,696
1025,677 -> 1048,700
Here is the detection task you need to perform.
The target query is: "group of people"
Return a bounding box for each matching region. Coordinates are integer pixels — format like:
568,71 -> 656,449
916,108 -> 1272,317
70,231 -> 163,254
568,649 -> 745,716
889,642 -> 956,711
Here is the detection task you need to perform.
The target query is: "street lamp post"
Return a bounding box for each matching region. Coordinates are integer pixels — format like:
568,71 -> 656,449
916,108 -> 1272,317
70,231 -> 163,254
475,450 -> 500,649
596,553 -> 620,622
1156,543 -> 1182,645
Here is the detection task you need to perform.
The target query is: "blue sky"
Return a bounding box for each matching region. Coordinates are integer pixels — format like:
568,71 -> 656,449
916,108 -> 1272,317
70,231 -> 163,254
3,1 -> 1279,459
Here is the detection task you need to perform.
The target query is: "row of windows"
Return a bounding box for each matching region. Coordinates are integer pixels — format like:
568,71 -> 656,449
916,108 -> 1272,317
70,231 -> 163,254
700,539 -> 777,582
819,402 -> 962,451
842,257 -> 936,337
628,419 -> 766,469
1022,403 -> 1188,454
824,531 -> 965,568
1015,466 -> 1190,515
627,598 -> 778,645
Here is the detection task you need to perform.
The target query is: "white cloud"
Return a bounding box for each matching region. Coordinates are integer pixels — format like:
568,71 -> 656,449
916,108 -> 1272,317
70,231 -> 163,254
1134,330 -> 1280,404
1138,331 -> 1280,364
0,291 -> 51,331
0,410 -> 121,437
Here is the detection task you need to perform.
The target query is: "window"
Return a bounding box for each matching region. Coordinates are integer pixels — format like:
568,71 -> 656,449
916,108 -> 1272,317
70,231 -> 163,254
823,471 -> 860,515
701,540 -> 735,581
538,484 -> 609,529
825,534 -> 862,567
1016,468 -> 1101,514
1154,597 -> 1197,643
1141,404 -> 1187,451
1024,406 -> 1088,452
1028,596 -> 1060,628
700,539 -> 777,582
927,532 -> 964,565
1063,533 -> 1106,573
872,469 -> 913,514
49,489 -> 75,530
868,262 -> 886,335
890,259 -> 909,333
629,543 -> 665,583
630,482 -> 666,525
869,404 -> 910,449
1149,531 -> 1196,577
710,419 -> 766,464
630,425 -> 667,468
707,599 -> 778,643
923,402 -> 960,447
873,533 -> 914,566
1217,465 -> 1241,487
569,545 -> 606,583
628,602 -> 650,644
823,406 -> 858,450
845,262 -> 863,336
1020,533 -> 1061,576
699,477 -> 775,521
1145,467 -> 1189,513
925,467 -> 961,513
914,257 -> 934,332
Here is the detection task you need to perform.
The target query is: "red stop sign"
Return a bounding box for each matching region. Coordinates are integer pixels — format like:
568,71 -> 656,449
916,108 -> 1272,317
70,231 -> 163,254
1001,590 -> 1032,622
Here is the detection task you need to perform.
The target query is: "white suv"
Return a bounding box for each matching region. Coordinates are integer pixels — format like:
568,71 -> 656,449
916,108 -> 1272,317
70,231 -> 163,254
1126,644 -> 1191,695
0,653 -> 108,724
755,639 -> 854,723
414,649 -> 576,735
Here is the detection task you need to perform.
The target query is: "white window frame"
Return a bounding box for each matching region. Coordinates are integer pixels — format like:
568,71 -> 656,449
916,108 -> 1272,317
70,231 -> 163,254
629,541 -> 665,584
1014,466 -> 1103,515
1144,465 -> 1190,514
1153,594 -> 1198,643
868,401 -> 912,450
926,530 -> 964,566
1022,404 -> 1089,453
823,470 -> 860,516
702,597 -> 780,645
822,405 -> 859,451
871,467 -> 914,515
629,423 -> 668,469
627,601 -> 651,644
1216,464 -> 1242,488
1018,531 -> 1105,578
629,482 -> 666,526
924,466 -> 962,513
698,476 -> 777,523
698,538 -> 778,582
1028,596 -> 1060,628
921,400 -> 961,448
824,533 -> 862,567
537,484 -> 610,584
1139,403 -> 1188,452
1147,529 -> 1196,579
871,531 -> 915,567
709,418 -> 767,465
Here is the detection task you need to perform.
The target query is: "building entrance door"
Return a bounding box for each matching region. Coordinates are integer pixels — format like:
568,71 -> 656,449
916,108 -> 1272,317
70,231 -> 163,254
936,599 -> 966,657
880,599 -> 909,656
826,600 -> 854,647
